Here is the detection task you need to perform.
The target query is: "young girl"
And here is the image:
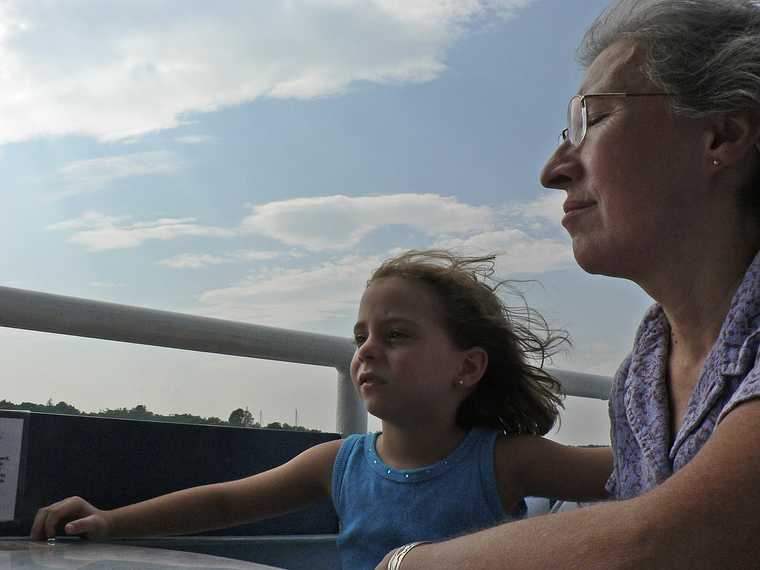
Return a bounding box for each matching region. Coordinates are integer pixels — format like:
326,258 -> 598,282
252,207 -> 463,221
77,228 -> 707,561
31,250 -> 612,570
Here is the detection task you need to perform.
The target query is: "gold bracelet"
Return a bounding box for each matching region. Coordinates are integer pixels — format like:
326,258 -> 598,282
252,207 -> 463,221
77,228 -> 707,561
387,541 -> 431,570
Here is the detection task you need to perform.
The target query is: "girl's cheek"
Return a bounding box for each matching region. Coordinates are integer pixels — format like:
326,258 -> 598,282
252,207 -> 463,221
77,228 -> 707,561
349,355 -> 360,378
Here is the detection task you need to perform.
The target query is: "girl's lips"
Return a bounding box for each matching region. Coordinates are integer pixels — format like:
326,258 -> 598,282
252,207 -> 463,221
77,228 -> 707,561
357,372 -> 385,386
358,373 -> 385,396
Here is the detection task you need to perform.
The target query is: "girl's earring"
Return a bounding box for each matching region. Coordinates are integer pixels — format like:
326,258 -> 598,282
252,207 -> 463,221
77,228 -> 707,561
712,158 -> 721,167
457,378 -> 464,386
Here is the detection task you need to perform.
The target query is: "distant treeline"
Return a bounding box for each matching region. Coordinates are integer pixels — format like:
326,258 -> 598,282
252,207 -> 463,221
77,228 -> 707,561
0,399 -> 320,432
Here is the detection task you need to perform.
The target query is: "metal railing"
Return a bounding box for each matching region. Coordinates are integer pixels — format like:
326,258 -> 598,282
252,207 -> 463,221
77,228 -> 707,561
0,285 -> 612,435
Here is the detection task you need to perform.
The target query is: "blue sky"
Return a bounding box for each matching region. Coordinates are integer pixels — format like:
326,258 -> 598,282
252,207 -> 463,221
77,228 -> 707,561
1,0 -> 652,443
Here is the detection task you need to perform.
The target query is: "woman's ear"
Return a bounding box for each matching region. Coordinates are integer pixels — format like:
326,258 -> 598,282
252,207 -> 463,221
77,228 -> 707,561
707,109 -> 760,167
456,347 -> 488,389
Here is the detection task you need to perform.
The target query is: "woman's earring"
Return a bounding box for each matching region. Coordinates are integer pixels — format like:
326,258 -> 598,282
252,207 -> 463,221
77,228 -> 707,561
457,378 -> 464,386
713,158 -> 721,167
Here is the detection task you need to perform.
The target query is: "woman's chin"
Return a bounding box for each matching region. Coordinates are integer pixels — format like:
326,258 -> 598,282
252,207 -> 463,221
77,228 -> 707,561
572,239 -> 628,278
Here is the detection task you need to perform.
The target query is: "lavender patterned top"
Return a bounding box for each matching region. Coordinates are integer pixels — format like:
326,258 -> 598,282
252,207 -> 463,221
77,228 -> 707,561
607,250 -> 760,500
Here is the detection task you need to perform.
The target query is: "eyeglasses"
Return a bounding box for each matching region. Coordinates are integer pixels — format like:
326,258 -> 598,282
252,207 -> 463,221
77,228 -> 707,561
561,92 -> 671,146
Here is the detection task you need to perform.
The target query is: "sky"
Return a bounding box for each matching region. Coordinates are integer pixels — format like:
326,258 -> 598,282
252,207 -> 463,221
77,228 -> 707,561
0,0 -> 654,444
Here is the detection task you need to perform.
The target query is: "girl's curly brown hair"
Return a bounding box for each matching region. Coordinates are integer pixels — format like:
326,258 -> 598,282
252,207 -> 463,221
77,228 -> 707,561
368,249 -> 567,436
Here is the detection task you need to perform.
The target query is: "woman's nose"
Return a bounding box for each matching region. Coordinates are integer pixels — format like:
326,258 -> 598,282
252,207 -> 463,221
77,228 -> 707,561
539,143 -> 580,190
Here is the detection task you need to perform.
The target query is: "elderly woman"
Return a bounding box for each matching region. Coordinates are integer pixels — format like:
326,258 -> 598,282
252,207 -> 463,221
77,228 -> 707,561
378,0 -> 760,568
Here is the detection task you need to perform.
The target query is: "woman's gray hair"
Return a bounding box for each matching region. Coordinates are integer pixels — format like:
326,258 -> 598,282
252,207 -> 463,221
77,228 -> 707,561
579,0 -> 760,119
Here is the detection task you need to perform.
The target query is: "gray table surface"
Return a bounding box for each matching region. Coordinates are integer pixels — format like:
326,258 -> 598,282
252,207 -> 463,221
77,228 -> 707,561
0,539 -> 284,569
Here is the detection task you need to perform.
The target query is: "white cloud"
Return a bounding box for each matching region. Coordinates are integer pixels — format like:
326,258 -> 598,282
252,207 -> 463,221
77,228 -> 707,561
195,227 -> 571,329
47,211 -> 128,232
159,253 -> 231,269
52,151 -> 181,197
0,1 -> 532,144
508,192 -> 564,226
174,135 -> 214,145
197,255 -> 381,328
159,250 -> 282,269
241,193 -> 494,250
46,194 -> 565,274
434,228 -> 573,274
47,212 -> 234,252
46,193 -> 491,254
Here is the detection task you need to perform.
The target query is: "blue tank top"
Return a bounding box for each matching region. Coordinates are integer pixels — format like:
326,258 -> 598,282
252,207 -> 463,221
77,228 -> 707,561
331,428 -> 523,570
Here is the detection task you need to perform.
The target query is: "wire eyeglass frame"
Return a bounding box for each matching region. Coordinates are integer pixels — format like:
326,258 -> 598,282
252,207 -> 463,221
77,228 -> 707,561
560,92 -> 671,147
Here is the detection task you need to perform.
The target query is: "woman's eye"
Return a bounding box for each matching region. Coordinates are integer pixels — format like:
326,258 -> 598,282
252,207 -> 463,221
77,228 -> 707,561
387,329 -> 407,341
587,113 -> 608,127
353,334 -> 367,346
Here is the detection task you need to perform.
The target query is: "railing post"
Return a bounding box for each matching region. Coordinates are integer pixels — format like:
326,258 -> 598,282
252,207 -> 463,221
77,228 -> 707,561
335,367 -> 367,436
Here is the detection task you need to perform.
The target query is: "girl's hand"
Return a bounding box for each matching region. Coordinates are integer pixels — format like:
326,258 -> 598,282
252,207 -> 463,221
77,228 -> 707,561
31,496 -> 112,540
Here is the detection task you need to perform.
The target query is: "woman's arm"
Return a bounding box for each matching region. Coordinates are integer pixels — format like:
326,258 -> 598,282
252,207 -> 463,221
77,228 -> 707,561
379,399 -> 760,569
31,438 -> 341,540
494,435 -> 613,503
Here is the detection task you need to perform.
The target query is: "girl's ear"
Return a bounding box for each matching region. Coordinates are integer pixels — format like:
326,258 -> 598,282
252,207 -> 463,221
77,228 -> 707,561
456,347 -> 488,389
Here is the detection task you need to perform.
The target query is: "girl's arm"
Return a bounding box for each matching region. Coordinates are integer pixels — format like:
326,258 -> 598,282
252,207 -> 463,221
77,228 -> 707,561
31,438 -> 342,540
494,435 -> 612,504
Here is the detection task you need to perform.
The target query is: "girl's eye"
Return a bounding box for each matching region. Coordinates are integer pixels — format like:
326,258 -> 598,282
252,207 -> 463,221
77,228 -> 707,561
353,334 -> 367,346
387,329 -> 407,341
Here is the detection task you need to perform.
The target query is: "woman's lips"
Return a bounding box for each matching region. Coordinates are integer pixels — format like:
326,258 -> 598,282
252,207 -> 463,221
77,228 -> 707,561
563,199 -> 596,214
562,200 -> 597,226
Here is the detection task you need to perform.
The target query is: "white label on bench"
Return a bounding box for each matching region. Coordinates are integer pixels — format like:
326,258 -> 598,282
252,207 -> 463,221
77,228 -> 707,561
0,418 -> 24,522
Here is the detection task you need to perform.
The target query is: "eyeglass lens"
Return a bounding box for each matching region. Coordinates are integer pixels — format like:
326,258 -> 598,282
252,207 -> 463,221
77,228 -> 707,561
567,95 -> 585,146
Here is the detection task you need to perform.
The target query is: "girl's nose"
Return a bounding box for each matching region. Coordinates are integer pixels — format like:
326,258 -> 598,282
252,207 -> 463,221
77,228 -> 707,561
354,336 -> 377,362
